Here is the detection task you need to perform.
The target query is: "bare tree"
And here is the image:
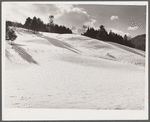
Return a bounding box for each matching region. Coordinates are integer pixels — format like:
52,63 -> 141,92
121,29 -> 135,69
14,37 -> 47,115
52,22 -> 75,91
48,15 -> 54,32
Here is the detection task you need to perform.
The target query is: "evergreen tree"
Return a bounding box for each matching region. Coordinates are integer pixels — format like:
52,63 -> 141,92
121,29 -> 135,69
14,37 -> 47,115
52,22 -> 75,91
24,17 -> 32,31
31,16 -> 38,33
37,18 -> 44,32
83,27 -> 98,39
124,35 -> 128,41
123,34 -> 132,46
97,25 -> 108,41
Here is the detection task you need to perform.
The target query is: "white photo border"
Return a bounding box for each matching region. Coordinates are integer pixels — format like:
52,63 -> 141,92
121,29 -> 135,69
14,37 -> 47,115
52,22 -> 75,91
2,1 -> 149,120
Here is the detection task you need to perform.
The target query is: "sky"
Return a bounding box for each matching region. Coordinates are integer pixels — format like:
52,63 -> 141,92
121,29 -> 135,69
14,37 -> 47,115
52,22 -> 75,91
4,2 -> 147,37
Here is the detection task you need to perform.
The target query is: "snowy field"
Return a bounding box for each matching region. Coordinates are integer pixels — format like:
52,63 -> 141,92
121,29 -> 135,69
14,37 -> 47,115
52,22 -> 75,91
4,27 -> 145,109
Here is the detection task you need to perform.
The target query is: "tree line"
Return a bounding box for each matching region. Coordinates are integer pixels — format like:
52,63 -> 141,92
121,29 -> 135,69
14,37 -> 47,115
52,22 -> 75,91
6,16 -> 72,34
24,16 -> 72,34
82,25 -> 132,47
6,17 -> 144,50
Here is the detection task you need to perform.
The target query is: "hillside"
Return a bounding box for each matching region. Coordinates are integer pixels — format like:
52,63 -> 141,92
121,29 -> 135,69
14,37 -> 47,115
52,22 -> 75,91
130,34 -> 146,51
4,27 -> 145,109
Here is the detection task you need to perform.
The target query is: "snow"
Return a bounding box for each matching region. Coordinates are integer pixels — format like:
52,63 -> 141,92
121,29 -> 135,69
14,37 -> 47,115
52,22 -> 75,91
4,27 -> 145,110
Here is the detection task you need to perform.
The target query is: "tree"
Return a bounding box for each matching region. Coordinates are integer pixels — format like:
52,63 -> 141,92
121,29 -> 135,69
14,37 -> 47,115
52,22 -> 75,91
107,30 -> 114,41
31,16 -> 38,33
123,34 -> 132,46
124,34 -> 128,41
97,25 -> 108,41
37,18 -> 44,32
49,15 -> 54,25
48,15 -> 54,32
24,17 -> 32,31
6,26 -> 17,44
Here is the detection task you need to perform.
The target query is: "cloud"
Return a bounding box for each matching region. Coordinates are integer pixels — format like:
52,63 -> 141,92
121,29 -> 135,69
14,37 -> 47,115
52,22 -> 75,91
110,15 -> 119,21
83,19 -> 98,29
4,3 -> 91,29
127,26 -> 138,30
107,28 -> 130,36
90,19 -> 97,24
53,4 -> 91,28
55,11 -> 89,29
54,4 -> 89,19
4,3 -> 55,24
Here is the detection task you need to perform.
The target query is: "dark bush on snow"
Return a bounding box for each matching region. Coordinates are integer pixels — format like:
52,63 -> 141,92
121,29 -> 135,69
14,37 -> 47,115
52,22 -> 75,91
6,27 -> 17,42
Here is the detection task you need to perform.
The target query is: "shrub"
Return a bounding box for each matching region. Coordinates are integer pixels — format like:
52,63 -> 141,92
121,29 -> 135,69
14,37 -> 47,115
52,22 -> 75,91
6,27 -> 17,43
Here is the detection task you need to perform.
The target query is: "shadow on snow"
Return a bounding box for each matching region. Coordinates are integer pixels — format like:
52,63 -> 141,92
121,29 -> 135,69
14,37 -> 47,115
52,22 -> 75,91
12,44 -> 38,65
36,33 -> 81,54
5,49 -> 12,62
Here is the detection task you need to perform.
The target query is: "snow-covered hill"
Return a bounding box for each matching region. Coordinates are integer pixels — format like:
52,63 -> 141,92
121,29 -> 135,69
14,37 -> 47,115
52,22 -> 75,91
4,27 -> 145,109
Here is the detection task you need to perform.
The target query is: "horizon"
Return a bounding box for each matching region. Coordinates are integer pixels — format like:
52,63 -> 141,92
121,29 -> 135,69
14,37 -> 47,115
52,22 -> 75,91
4,2 -> 147,37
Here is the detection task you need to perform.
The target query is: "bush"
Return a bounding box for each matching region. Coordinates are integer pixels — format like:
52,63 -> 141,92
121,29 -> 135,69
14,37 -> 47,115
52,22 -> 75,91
6,27 -> 17,42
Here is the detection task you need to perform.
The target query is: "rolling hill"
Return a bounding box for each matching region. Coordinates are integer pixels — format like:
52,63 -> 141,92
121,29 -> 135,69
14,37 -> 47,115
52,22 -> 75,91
4,27 -> 145,109
130,34 -> 146,51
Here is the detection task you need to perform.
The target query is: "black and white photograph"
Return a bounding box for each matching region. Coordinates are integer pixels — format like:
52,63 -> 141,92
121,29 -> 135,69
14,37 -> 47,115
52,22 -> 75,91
2,1 -> 148,120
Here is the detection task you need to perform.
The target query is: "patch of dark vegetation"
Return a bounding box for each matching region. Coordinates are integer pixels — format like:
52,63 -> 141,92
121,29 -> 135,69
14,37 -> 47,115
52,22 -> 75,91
82,25 -> 146,51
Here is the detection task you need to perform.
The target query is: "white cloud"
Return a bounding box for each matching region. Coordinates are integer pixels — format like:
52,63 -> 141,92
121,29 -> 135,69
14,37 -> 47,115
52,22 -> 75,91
90,19 -> 97,24
83,19 -> 97,29
110,15 -> 119,21
53,4 -> 91,28
55,11 -> 89,29
107,28 -> 130,36
72,7 -> 88,15
4,3 -> 91,29
54,4 -> 89,19
127,26 -> 138,30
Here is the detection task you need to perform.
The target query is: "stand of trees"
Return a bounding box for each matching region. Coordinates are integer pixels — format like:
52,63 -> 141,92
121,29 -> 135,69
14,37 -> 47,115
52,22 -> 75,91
82,25 -> 132,48
6,15 -> 72,34
6,21 -> 23,29
6,16 -> 72,44
24,16 -> 72,34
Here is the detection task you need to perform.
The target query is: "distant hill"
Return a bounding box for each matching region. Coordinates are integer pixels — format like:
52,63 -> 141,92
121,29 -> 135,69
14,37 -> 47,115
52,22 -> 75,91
130,34 -> 146,51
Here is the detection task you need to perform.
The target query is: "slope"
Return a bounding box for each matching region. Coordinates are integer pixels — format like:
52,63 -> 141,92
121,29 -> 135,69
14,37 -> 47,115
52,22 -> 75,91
4,27 -> 145,109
